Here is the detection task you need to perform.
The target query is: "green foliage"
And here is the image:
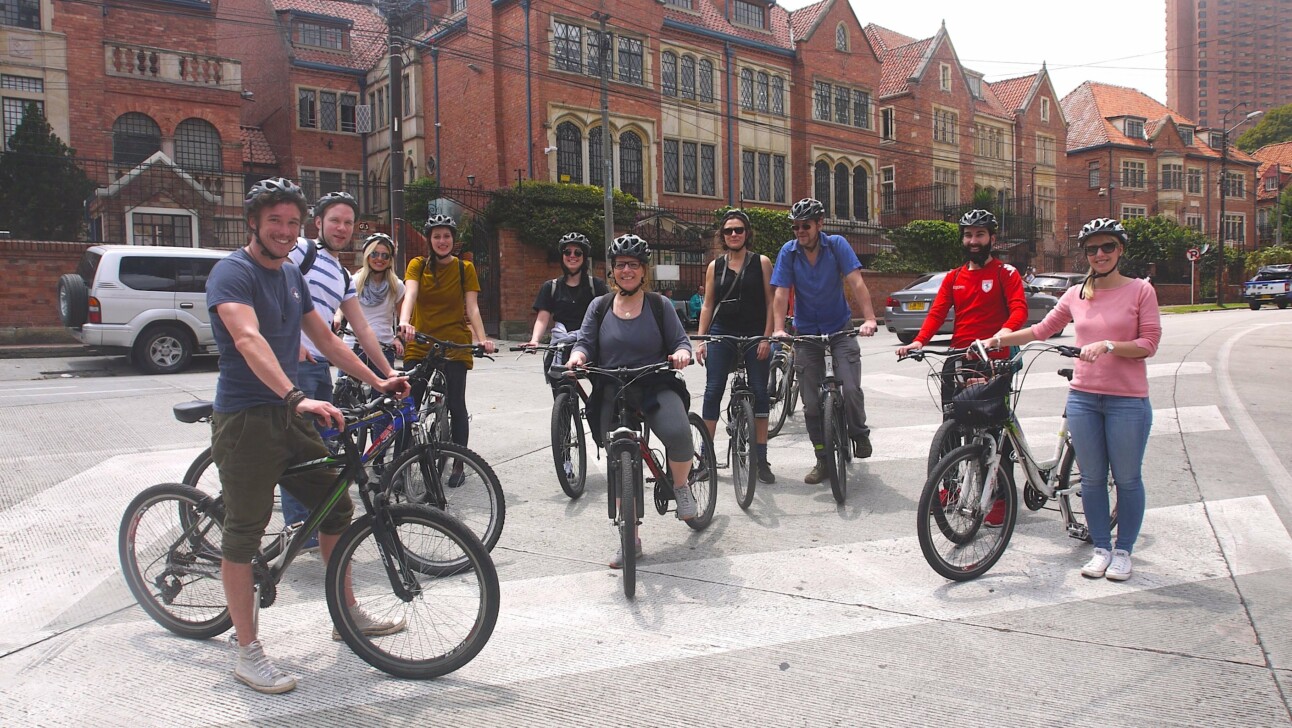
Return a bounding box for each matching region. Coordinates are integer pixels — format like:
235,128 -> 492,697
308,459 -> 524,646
1234,103 -> 1292,153
484,181 -> 637,257
868,220 -> 961,273
0,104 -> 95,240
713,205 -> 792,259
971,187 -> 995,210
403,177 -> 439,224
1245,245 -> 1292,275
1119,216 -> 1209,277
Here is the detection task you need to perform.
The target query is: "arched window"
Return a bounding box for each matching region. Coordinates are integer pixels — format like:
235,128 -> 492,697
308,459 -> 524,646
853,166 -> 870,221
771,76 -> 784,115
740,68 -> 753,109
174,118 -> 222,172
756,71 -> 769,112
588,126 -> 604,187
835,23 -> 849,51
698,59 -> 714,102
556,121 -> 582,184
834,163 -> 850,220
680,55 -> 696,99
619,131 -> 643,201
112,113 -> 161,167
406,158 -> 416,183
814,161 -> 830,208
661,51 -> 677,97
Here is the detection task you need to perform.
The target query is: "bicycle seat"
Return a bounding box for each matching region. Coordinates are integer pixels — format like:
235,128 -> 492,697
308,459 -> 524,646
173,400 -> 214,423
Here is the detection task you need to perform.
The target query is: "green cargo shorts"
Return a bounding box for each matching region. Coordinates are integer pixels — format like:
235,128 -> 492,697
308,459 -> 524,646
212,404 -> 354,563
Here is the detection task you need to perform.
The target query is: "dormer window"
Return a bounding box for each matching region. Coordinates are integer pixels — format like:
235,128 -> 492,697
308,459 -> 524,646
732,0 -> 765,29
1179,126 -> 1194,145
296,21 -> 348,51
1124,117 -> 1145,140
1209,131 -> 1224,149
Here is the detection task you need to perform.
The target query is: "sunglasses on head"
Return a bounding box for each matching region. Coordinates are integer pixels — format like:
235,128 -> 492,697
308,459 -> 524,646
722,226 -> 746,235
562,248 -> 585,258
1084,242 -> 1119,256
791,223 -> 814,231
368,251 -> 392,260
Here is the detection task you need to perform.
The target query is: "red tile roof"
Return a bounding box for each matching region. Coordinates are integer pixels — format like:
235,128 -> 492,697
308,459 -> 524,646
1255,161 -> 1288,202
271,0 -> 387,71
976,79 -> 1013,121
665,1 -> 795,51
240,125 -> 278,166
1252,141 -> 1292,167
874,36 -> 931,97
863,23 -> 918,54
990,73 -> 1037,115
788,0 -> 830,42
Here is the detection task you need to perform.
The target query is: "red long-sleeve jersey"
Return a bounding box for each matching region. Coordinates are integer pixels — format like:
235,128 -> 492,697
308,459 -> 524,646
914,258 -> 1028,349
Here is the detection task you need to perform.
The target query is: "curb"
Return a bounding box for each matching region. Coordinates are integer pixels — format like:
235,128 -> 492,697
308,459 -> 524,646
0,344 -> 101,360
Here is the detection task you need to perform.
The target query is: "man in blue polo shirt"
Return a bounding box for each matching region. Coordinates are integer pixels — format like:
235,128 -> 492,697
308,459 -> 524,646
771,198 -> 879,484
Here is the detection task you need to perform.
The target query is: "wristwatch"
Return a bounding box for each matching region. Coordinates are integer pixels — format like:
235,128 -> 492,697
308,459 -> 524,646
1104,340 -> 1115,353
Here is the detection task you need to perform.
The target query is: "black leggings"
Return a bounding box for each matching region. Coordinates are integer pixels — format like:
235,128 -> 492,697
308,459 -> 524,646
410,359 -> 470,447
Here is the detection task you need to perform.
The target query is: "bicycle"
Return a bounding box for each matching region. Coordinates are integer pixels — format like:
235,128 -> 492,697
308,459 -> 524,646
692,334 -> 770,510
775,330 -> 860,505
511,342 -> 597,499
557,362 -> 718,599
904,342 -> 1120,581
119,398 -> 500,679
766,324 -> 799,438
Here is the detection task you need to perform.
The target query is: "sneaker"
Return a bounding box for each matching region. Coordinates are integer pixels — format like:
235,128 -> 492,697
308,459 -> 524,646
332,605 -> 408,641
301,536 -> 320,553
804,459 -> 828,485
446,468 -> 465,488
673,484 -> 698,520
1105,549 -> 1133,581
983,498 -> 1006,528
757,460 -> 776,484
1081,547 -> 1113,578
233,640 -> 296,694
853,433 -> 873,459
609,538 -> 643,569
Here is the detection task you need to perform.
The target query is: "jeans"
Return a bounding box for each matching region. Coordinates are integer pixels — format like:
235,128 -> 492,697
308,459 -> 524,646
795,335 -> 868,450
1065,390 -> 1152,553
283,359 -> 334,536
701,326 -> 772,421
409,359 -> 470,447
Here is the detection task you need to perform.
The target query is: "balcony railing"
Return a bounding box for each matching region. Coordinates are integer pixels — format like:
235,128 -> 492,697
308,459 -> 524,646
105,43 -> 241,90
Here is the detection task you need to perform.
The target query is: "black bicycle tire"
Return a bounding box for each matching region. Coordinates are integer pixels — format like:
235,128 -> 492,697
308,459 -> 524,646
325,504 -> 499,679
767,357 -> 792,438
1056,441 -> 1120,543
380,442 -> 506,556
822,391 -> 847,504
731,396 -> 757,510
183,447 -> 286,553
687,413 -> 719,530
119,483 -> 232,639
917,444 -> 1018,581
786,366 -> 800,416
551,390 -> 588,499
615,447 -> 637,599
927,419 -> 966,476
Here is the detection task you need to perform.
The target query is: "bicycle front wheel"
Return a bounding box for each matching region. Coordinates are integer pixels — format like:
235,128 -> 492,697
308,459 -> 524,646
730,396 -> 757,510
822,391 -> 848,505
687,413 -> 719,530
1056,442 -> 1119,543
551,390 -> 587,499
917,444 -> 1017,581
382,443 -> 505,556
326,505 -> 499,679
613,447 -> 638,599
767,356 -> 792,438
119,483 -> 231,639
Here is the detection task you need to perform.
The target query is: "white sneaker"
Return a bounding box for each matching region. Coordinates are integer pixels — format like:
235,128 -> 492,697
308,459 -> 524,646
332,605 -> 408,641
1105,549 -> 1133,581
234,640 -> 296,694
1081,547 -> 1113,578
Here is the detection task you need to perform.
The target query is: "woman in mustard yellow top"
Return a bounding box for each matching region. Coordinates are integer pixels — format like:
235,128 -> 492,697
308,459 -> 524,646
398,214 -> 496,462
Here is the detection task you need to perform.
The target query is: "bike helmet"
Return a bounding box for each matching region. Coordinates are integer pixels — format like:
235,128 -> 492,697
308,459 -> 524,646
364,232 -> 394,247
423,213 -> 458,235
244,177 -> 308,219
1077,217 -> 1129,245
790,198 -> 826,220
958,209 -> 999,233
606,233 -> 651,264
557,232 -> 592,255
313,190 -> 358,219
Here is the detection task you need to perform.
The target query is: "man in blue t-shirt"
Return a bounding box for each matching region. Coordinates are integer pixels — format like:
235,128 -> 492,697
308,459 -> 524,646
771,198 -> 879,484
205,178 -> 408,695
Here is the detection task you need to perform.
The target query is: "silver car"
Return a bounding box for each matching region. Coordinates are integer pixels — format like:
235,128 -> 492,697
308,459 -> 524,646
884,271 -> 1060,345
1028,272 -> 1087,299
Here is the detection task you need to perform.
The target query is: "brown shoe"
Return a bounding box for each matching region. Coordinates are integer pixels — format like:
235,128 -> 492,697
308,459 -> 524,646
804,460 -> 827,485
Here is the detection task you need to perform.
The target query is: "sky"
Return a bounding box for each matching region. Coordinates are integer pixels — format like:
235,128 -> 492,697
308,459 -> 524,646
781,0 -> 1169,103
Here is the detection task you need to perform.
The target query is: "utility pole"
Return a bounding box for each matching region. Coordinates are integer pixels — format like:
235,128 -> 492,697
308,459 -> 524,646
384,0 -> 407,269
1216,104 -> 1264,306
593,10 -> 614,252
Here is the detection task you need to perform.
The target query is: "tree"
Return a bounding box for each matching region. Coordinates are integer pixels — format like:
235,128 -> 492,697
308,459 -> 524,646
1235,102 -> 1292,153
1119,215 -> 1208,278
403,176 -> 439,225
868,220 -> 961,273
713,205 -> 792,260
0,104 -> 95,240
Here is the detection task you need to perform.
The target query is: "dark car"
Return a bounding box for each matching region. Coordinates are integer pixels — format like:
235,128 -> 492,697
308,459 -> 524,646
1028,272 -> 1086,299
884,271 -> 1060,344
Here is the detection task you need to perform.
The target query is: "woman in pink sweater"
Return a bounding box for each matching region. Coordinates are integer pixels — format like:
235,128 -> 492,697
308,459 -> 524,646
990,219 -> 1161,582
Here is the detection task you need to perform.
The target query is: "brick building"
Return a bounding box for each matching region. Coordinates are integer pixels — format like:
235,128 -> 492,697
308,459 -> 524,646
1250,141 -> 1292,246
1165,0 -> 1292,129
1,0 -> 69,150
1062,81 -> 1259,258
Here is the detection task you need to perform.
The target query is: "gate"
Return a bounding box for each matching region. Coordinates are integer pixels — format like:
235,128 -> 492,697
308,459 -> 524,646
426,187 -> 501,336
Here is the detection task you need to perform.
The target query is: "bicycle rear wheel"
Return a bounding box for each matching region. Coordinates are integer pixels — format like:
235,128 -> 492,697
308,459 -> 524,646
821,391 -> 848,504
687,413 -> 719,530
1056,442 -> 1119,543
729,397 -> 757,510
183,448 -> 285,553
382,442 -> 505,557
917,444 -> 1017,581
119,483 -> 231,639
551,390 -> 587,499
326,504 -> 499,679
767,356 -> 792,438
927,420 -> 967,476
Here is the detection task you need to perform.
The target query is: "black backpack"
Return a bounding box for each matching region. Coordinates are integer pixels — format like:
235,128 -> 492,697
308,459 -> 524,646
589,291 -> 671,360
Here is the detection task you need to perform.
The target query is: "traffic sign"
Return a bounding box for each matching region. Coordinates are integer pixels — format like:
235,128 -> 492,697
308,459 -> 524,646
1186,248 -> 1201,262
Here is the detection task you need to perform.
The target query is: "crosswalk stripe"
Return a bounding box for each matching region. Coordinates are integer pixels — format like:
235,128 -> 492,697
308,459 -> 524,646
865,361 -> 1212,399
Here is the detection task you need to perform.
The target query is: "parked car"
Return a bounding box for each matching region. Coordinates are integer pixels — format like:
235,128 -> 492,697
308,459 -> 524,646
57,245 -> 229,374
1028,272 -> 1087,299
884,271 -> 1061,345
1241,264 -> 1292,310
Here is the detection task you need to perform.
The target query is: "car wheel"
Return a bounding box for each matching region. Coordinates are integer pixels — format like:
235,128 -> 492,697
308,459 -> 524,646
133,325 -> 193,375
57,274 -> 89,328
1249,302 -> 1262,311
896,332 -> 916,345
1278,301 -> 1288,310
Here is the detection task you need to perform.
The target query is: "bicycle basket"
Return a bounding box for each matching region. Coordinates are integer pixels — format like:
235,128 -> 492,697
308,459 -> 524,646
950,372 -> 1012,426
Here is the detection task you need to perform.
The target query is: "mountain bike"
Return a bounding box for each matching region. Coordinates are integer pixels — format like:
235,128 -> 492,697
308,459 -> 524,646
511,342 -> 597,499
905,342 -> 1119,581
776,330 -> 859,504
119,398 -> 500,679
692,334 -> 769,510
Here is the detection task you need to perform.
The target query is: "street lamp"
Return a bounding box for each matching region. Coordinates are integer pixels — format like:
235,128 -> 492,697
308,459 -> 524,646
1216,104 -> 1263,306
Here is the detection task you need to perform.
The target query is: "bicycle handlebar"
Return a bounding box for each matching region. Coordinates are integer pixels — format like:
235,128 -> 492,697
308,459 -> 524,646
898,341 -> 1080,363
772,330 -> 860,347
411,333 -> 494,360
509,342 -> 573,353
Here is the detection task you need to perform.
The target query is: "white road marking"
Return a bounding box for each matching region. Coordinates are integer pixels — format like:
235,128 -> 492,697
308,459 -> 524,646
1216,323 -> 1292,513
0,387 -> 174,399
866,360 -> 1213,398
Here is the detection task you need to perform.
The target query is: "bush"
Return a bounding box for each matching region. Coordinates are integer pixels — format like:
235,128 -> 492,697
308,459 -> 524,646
869,220 -> 961,273
484,181 -> 637,257
713,205 -> 792,260
403,177 -> 439,224
1245,245 -> 1292,275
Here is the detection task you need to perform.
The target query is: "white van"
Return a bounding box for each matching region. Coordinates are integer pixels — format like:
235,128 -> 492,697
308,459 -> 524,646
57,245 -> 230,374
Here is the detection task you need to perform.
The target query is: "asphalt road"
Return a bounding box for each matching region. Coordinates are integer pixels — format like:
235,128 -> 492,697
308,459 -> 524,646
1,310 -> 1290,726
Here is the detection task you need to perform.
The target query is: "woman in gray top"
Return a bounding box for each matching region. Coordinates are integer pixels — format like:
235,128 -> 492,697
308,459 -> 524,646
567,234 -> 695,569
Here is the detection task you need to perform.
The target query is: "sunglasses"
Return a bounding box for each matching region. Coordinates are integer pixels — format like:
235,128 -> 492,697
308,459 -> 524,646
612,261 -> 642,271
562,248 -> 585,258
1084,242 -> 1119,256
722,227 -> 746,235
368,251 -> 392,260
791,223 -> 815,232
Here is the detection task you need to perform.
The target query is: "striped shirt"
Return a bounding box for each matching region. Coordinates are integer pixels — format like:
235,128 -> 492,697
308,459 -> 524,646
288,238 -> 356,361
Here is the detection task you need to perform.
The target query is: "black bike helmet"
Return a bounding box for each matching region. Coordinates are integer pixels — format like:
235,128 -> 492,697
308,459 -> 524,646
606,233 -> 651,265
244,177 -> 308,219
1078,217 -> 1129,245
959,209 -> 999,233
313,190 -> 358,219
790,198 -> 825,220
423,213 -> 458,235
558,232 -> 592,255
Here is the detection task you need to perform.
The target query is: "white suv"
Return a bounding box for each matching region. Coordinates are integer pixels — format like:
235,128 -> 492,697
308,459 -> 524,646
57,245 -> 229,374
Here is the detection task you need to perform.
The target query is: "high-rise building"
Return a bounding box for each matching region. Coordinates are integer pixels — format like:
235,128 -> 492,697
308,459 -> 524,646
1166,0 -> 1292,128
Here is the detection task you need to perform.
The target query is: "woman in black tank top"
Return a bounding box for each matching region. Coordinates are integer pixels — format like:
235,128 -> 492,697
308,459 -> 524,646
694,210 -> 777,484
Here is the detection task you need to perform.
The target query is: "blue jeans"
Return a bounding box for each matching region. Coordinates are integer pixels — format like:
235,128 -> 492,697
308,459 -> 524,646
701,326 -> 772,421
1065,390 -> 1152,553
283,359 -> 334,536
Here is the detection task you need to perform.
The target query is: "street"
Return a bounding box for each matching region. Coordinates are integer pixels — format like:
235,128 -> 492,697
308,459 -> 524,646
1,310 -> 1291,726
